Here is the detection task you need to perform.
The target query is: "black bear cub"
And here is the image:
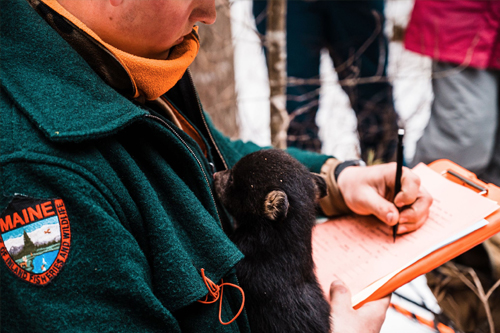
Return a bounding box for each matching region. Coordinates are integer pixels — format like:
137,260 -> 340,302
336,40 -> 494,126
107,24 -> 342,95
214,149 -> 331,333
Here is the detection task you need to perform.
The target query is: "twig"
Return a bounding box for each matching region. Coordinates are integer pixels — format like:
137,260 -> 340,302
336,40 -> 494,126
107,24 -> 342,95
445,263 -> 498,333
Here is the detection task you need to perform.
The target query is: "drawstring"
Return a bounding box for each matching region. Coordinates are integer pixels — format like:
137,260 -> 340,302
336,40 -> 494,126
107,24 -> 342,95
197,268 -> 245,325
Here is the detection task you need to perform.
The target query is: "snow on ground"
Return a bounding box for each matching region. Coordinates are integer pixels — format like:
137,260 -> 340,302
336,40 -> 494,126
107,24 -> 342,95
230,1 -> 439,331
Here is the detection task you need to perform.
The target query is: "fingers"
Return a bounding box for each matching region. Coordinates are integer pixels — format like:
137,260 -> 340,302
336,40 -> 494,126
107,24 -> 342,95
355,295 -> 391,331
338,163 -> 432,232
397,187 -> 433,234
358,295 -> 391,316
369,167 -> 433,229
391,168 -> 432,233
330,280 -> 351,306
329,280 -> 390,333
329,280 -> 354,332
394,168 -> 421,207
364,193 -> 400,227
339,165 -> 400,226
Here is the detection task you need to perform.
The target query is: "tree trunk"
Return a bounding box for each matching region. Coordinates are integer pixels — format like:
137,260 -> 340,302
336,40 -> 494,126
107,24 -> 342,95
266,0 -> 288,148
190,0 -> 239,139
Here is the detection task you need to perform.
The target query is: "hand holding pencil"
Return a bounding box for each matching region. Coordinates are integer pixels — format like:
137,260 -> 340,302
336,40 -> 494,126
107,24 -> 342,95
336,146 -> 433,236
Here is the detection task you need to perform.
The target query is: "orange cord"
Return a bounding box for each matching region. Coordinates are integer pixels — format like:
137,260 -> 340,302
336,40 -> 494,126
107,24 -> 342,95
197,268 -> 245,325
390,303 -> 456,333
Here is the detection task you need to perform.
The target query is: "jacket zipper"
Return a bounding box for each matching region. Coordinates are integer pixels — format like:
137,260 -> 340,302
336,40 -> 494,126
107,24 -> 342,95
146,113 -> 249,324
145,113 -> 225,231
186,69 -> 229,171
147,99 -> 248,322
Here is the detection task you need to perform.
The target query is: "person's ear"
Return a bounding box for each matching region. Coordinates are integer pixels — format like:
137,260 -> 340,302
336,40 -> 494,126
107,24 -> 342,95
311,173 -> 328,200
264,190 -> 289,221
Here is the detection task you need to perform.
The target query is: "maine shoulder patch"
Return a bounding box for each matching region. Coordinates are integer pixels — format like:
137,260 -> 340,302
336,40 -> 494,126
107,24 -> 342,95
0,195 -> 71,285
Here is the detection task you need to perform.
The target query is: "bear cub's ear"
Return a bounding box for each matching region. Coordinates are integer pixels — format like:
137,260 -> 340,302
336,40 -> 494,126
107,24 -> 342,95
311,173 -> 328,200
264,190 -> 289,221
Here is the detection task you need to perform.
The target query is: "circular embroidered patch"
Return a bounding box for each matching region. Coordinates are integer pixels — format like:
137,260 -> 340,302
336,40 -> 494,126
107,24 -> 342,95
0,195 -> 71,285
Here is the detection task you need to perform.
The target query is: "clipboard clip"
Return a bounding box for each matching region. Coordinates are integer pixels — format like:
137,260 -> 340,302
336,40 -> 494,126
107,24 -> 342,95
441,169 -> 488,196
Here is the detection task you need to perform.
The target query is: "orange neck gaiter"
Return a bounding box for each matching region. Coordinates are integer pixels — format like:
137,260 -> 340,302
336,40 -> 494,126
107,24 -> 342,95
41,0 -> 200,101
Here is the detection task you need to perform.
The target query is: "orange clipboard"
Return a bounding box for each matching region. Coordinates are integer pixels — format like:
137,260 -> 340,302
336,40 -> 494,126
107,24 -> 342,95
356,159 -> 500,308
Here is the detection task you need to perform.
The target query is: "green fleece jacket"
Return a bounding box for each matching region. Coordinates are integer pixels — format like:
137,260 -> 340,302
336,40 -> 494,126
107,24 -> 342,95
0,0 -> 332,332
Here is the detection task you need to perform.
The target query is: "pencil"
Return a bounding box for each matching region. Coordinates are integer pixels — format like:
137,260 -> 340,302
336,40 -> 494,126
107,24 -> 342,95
393,129 -> 405,242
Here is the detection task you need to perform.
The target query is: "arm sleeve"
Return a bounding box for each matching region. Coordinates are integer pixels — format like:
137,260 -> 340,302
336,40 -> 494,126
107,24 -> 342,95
0,160 -> 181,333
317,158 -> 352,216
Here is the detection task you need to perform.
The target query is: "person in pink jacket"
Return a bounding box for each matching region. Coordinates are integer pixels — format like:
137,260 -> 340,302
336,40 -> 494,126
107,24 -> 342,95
405,3 -> 500,331
405,0 -> 500,186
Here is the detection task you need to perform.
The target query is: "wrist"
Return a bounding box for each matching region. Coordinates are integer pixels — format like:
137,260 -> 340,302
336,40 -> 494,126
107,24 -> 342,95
334,159 -> 366,181
318,158 -> 352,216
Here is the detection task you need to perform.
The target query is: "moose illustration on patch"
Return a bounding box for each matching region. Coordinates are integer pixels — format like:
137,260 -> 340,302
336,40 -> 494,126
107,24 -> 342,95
0,195 -> 71,285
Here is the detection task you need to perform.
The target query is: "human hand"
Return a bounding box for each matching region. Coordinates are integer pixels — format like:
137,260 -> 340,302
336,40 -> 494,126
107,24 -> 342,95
337,163 -> 433,234
329,280 -> 390,333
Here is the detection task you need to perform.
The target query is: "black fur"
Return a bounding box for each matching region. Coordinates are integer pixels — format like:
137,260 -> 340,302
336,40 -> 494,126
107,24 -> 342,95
214,149 -> 331,333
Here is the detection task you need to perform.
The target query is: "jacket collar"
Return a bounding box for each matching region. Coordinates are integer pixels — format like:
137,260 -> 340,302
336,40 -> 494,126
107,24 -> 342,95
1,0 -> 147,142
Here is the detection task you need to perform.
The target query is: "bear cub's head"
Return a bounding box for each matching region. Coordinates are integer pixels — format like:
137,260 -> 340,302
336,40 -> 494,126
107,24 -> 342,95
213,149 -> 327,227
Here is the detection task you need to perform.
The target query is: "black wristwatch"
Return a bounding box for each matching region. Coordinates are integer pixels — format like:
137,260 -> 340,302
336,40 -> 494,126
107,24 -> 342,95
334,159 -> 366,181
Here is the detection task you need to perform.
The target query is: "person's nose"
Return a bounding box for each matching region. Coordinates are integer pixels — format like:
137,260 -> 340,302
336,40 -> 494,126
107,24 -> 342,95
191,0 -> 217,25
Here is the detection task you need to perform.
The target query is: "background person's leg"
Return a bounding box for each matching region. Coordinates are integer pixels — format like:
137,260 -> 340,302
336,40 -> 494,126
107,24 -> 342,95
411,62 -> 498,179
321,0 -> 398,163
480,71 -> 500,186
284,1 -> 324,151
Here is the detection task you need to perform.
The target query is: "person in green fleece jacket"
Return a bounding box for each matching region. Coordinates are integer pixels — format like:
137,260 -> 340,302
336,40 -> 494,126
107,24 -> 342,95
0,0 -> 432,332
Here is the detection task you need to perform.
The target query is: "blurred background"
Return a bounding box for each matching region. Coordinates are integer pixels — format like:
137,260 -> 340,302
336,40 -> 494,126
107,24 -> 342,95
191,0 -> 432,164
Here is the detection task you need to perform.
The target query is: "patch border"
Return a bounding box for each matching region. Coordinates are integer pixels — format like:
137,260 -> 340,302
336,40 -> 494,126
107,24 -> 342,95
0,197 -> 71,285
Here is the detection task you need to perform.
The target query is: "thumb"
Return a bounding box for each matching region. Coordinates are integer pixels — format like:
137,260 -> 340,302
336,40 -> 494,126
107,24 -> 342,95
363,193 -> 399,226
329,280 -> 352,311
